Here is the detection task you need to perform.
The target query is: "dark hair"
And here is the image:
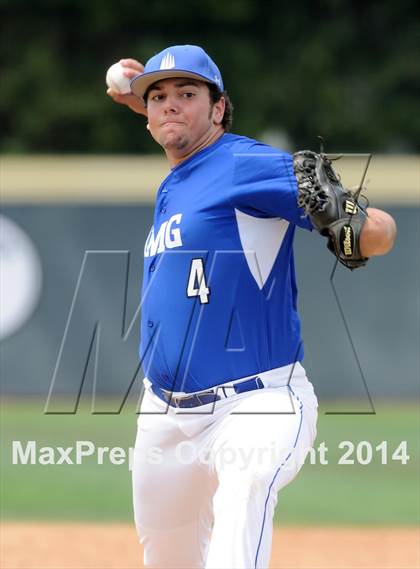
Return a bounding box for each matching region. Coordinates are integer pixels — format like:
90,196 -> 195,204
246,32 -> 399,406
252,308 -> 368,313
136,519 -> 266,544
208,83 -> 234,132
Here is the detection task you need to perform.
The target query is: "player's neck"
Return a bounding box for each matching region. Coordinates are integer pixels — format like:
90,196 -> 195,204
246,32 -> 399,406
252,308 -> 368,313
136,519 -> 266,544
166,127 -> 225,168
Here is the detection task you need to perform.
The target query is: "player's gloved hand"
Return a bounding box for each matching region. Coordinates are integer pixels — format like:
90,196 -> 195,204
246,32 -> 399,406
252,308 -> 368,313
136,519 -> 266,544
293,150 -> 369,270
106,58 -> 148,117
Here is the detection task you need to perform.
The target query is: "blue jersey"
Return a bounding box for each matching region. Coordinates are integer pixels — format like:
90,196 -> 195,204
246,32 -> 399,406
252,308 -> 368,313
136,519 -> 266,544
139,133 -> 312,393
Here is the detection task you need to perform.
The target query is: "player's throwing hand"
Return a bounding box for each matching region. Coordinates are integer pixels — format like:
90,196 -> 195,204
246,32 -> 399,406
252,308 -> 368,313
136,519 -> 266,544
106,58 -> 148,117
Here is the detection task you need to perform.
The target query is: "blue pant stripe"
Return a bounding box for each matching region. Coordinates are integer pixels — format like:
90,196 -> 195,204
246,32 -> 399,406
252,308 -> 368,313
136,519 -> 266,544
254,387 -> 304,568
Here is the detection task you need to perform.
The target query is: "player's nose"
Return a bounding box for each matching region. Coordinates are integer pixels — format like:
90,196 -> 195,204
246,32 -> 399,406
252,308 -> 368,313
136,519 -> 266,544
162,94 -> 180,114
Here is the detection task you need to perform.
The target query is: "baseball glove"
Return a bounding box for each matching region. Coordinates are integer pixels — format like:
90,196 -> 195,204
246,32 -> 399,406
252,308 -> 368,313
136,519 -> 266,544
293,150 -> 369,270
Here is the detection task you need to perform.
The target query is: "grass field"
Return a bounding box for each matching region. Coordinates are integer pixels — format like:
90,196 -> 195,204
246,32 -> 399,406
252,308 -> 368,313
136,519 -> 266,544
1,398 -> 418,525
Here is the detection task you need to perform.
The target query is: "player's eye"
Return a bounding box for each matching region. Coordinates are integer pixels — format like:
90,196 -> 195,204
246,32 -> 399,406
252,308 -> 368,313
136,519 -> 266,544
182,92 -> 195,99
150,94 -> 164,102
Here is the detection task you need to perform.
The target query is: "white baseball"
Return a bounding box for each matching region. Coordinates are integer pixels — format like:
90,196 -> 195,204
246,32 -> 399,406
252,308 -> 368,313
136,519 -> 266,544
106,62 -> 132,94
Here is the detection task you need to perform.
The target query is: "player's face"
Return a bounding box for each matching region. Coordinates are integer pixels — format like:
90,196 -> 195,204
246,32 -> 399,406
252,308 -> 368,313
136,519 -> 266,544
146,78 -> 224,165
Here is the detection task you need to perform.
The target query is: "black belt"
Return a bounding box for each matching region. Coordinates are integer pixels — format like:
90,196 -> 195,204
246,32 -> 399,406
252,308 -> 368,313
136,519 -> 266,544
151,376 -> 264,408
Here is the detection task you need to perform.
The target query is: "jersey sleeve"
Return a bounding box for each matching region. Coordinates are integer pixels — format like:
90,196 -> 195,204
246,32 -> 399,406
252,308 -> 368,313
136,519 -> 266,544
228,142 -> 312,230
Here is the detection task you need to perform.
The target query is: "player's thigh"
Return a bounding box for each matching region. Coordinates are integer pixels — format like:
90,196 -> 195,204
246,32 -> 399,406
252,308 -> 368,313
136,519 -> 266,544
132,407 -> 216,531
212,387 -> 317,489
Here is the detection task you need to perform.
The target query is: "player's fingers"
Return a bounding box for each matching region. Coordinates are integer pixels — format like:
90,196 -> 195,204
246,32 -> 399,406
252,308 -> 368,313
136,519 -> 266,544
106,87 -> 119,99
106,88 -> 127,103
122,68 -> 142,79
120,58 -> 144,72
106,88 -> 148,116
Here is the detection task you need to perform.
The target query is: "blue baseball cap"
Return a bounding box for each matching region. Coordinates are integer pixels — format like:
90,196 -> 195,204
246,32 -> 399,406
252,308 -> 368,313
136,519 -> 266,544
130,45 -> 224,100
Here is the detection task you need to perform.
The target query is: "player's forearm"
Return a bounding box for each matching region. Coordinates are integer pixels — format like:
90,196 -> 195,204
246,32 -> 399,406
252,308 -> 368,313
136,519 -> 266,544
360,207 -> 397,257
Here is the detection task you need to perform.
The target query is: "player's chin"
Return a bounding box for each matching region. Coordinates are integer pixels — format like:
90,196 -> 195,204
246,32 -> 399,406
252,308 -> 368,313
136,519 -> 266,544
160,132 -> 189,151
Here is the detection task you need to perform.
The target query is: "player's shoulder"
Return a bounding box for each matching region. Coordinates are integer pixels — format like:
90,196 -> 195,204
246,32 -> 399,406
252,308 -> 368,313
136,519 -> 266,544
221,133 -> 292,160
221,133 -> 294,185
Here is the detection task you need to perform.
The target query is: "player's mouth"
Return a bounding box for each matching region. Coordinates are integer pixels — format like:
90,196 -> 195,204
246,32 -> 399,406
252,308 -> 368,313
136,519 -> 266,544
161,121 -> 184,126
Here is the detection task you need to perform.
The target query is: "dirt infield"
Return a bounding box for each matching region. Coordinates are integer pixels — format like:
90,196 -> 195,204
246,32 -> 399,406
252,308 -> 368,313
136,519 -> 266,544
1,522 -> 418,569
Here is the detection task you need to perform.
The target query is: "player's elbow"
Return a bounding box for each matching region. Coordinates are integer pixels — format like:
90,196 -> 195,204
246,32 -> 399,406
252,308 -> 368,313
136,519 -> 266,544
361,207 -> 397,257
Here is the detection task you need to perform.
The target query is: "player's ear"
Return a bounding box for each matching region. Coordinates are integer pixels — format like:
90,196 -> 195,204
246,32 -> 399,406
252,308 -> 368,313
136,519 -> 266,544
212,96 -> 225,125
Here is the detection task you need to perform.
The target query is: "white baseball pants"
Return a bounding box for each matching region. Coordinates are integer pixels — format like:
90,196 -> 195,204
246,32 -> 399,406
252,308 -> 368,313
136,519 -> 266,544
132,363 -> 318,569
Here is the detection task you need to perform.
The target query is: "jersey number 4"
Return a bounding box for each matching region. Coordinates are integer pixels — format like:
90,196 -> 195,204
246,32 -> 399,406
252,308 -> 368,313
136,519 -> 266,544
187,258 -> 210,304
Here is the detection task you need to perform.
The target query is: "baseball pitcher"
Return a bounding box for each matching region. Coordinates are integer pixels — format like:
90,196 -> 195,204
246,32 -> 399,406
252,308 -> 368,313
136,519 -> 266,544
107,45 -> 396,569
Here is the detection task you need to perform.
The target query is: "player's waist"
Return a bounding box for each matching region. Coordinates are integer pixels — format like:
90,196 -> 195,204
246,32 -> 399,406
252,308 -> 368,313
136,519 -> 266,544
143,362 -> 308,408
